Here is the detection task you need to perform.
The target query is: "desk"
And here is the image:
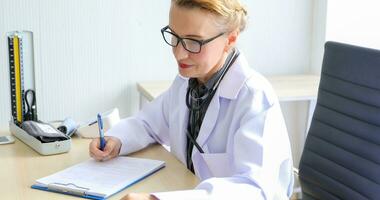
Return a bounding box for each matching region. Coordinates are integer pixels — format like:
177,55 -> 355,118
0,131 -> 199,200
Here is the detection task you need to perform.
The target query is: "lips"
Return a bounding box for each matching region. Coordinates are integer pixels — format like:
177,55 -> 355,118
179,63 -> 192,68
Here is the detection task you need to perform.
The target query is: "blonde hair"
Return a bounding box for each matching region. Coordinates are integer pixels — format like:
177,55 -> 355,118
172,0 -> 248,33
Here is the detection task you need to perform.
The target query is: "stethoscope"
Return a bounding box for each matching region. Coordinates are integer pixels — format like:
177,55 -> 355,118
185,49 -> 240,111
185,49 -> 240,154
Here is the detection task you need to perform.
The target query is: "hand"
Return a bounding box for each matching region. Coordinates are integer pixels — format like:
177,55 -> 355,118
89,136 -> 122,161
120,193 -> 158,200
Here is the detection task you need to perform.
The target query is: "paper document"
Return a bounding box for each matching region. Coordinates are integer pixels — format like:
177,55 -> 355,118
32,157 -> 165,199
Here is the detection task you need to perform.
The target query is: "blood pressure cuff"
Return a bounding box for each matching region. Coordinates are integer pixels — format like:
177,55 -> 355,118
21,121 -> 70,143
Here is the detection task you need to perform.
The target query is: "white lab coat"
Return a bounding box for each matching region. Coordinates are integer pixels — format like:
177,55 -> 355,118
106,53 -> 294,200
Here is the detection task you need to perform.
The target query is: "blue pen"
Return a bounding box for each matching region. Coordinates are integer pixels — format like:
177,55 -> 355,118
97,114 -> 106,151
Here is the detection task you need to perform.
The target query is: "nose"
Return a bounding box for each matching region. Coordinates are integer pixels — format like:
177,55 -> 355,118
173,41 -> 189,61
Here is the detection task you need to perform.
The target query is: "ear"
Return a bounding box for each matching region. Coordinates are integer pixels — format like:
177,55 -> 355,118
224,29 -> 239,52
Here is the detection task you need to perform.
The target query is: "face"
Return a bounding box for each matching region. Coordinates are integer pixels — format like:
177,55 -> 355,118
168,4 -> 234,83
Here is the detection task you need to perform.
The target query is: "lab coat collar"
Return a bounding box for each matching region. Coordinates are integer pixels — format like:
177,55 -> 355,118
194,52 -> 253,149
217,53 -> 254,99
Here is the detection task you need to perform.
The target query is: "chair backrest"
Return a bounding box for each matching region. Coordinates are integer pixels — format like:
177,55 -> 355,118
299,41 -> 380,200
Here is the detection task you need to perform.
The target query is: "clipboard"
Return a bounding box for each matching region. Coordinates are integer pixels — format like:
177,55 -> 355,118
32,183 -> 103,200
31,157 -> 165,199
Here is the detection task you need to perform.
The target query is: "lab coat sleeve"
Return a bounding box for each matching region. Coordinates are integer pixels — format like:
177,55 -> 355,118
105,83 -> 172,155
153,102 -> 293,200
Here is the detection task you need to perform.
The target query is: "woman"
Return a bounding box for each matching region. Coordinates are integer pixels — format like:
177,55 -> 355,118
90,0 -> 294,199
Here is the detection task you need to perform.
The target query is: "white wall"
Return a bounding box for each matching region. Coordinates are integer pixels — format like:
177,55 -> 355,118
326,0 -> 380,50
0,0 -> 320,165
310,0 -> 327,74
0,0 -> 176,127
239,0 -> 313,75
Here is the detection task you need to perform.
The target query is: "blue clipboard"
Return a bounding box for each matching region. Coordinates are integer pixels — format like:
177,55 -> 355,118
31,184 -> 104,200
31,158 -> 165,199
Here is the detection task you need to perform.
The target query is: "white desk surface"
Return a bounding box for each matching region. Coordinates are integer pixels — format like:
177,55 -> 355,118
0,131 -> 199,200
137,75 -> 320,102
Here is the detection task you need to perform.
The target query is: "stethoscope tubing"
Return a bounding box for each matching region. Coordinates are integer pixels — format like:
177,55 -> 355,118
185,49 -> 240,153
185,49 -> 240,111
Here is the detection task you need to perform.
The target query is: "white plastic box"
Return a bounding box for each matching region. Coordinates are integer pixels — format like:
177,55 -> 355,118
9,122 -> 71,155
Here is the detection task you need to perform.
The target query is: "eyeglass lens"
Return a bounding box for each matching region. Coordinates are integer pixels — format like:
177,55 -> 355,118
162,31 -> 201,53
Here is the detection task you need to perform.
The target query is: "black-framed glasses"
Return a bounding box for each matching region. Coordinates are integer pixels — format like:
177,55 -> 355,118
161,25 -> 225,54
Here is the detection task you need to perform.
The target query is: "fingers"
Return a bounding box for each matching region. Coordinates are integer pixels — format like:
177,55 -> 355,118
89,137 -> 122,161
120,193 -> 157,200
103,137 -> 122,161
89,139 -> 107,161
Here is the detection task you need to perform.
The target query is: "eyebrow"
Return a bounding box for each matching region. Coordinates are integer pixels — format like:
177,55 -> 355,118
168,26 -> 203,39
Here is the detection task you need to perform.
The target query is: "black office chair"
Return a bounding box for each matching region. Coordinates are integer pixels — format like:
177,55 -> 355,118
298,41 -> 380,200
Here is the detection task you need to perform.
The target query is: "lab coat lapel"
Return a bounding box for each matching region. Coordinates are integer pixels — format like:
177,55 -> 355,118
195,53 -> 252,149
177,80 -> 190,162
196,90 -> 220,148
179,82 -> 189,136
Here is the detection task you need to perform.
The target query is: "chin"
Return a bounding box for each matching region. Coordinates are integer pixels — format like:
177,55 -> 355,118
178,70 -> 195,79
178,71 -> 191,78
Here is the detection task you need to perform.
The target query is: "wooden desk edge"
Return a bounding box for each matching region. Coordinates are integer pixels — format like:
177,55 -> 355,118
137,75 -> 320,102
